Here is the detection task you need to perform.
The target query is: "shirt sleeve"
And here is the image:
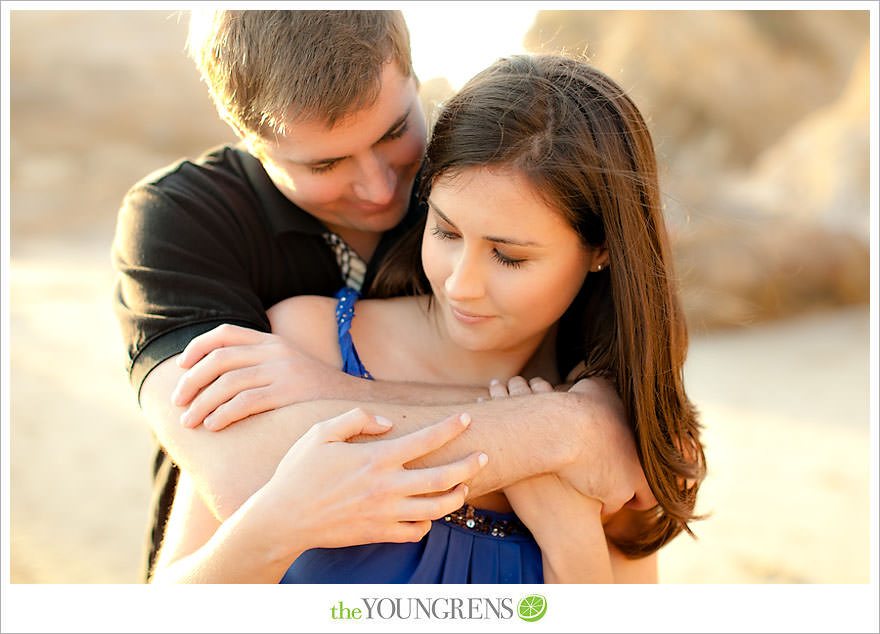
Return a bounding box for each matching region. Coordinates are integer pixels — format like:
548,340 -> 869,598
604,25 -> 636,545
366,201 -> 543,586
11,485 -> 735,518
112,176 -> 271,402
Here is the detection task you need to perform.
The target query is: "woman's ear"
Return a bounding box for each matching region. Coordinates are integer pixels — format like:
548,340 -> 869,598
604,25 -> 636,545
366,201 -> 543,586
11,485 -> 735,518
590,245 -> 610,273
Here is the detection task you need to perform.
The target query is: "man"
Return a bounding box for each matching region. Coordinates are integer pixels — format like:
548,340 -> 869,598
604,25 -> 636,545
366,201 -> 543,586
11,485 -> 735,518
112,10 -> 650,581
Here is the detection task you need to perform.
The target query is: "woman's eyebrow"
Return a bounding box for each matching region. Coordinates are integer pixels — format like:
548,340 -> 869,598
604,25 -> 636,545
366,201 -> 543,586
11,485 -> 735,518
427,200 -> 458,228
427,199 -> 541,247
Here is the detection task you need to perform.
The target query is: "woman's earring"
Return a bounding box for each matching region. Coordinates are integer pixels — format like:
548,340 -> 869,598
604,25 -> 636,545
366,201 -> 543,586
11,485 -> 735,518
596,264 -> 603,272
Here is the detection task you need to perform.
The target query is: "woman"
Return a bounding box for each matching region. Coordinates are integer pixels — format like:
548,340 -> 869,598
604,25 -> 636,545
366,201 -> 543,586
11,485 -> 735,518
153,54 -> 705,583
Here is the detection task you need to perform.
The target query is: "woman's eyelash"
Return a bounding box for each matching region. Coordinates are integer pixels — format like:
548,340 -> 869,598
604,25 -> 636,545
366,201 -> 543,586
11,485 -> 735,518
492,249 -> 525,269
430,225 -> 457,240
432,225 -> 526,269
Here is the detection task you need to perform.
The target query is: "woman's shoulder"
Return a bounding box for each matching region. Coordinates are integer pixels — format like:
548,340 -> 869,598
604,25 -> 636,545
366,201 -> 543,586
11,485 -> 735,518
355,294 -> 426,318
267,295 -> 341,366
353,295 -> 429,341
347,295 -> 430,374
267,294 -> 337,328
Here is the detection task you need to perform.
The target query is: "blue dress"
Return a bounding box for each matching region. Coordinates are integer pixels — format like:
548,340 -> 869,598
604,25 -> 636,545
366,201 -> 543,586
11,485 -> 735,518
280,287 -> 544,584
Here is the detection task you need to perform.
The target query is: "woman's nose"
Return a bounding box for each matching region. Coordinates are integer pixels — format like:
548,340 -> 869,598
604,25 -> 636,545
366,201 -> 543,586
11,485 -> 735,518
445,252 -> 485,301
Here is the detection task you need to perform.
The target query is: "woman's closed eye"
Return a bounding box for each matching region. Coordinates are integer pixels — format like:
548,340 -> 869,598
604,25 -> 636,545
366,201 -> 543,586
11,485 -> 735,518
431,225 -> 527,269
430,224 -> 459,240
491,249 -> 526,269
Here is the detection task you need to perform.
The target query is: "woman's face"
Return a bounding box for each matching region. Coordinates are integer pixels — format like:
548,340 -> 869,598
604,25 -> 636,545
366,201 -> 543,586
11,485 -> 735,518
422,167 -> 599,354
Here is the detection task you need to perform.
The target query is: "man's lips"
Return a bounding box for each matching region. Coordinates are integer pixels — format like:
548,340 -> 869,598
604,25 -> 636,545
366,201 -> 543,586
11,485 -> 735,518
353,198 -> 397,213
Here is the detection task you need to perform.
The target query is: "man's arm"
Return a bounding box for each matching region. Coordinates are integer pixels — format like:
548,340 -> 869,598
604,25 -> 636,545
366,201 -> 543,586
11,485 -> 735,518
169,323 -> 489,431
142,355 -> 645,522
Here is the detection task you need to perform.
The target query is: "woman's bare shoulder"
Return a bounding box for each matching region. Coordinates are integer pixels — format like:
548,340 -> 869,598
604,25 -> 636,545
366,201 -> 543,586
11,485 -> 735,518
267,295 -> 341,366
355,294 -> 425,318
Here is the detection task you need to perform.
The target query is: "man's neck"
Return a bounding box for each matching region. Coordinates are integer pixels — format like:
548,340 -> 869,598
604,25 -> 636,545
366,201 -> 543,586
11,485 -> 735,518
332,229 -> 382,263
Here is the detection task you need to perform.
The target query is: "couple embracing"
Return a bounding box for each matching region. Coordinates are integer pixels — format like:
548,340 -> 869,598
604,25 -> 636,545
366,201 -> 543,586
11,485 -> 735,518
112,10 -> 705,584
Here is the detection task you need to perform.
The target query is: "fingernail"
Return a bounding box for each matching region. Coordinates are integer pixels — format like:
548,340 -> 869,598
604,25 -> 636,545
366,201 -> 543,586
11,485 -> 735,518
203,416 -> 214,430
463,485 -> 469,497
490,379 -> 500,386
476,396 -> 485,403
478,453 -> 488,467
179,412 -> 190,426
375,415 -> 393,428
176,356 -> 184,367
170,390 -> 181,405
460,413 -> 471,427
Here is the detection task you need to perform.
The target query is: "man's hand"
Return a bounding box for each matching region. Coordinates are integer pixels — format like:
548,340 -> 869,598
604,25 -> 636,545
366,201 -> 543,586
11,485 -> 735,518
485,375 -> 656,516
171,324 -> 358,430
560,378 -> 656,515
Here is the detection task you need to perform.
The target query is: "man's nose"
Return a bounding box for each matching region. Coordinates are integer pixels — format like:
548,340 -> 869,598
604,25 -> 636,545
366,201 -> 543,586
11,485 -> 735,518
352,152 -> 396,206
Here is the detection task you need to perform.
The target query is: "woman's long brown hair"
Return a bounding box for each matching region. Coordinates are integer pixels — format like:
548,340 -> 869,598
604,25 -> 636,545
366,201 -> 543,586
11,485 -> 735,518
372,54 -> 706,557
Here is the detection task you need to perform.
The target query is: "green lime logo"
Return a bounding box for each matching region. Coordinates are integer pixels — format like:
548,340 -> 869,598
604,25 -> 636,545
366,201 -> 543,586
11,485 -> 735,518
517,594 -> 547,622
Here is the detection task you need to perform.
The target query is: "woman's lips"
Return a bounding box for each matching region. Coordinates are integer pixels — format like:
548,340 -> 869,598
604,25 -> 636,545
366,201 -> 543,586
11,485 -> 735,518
450,305 -> 494,325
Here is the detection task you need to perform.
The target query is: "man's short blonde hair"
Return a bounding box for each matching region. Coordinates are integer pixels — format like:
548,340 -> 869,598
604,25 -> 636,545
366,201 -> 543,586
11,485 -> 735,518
188,10 -> 414,140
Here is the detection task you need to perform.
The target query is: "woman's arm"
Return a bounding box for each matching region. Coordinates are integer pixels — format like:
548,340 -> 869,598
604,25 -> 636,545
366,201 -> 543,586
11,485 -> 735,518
151,408 -> 486,583
150,470 -> 296,583
504,475 -> 658,584
504,474 -> 612,583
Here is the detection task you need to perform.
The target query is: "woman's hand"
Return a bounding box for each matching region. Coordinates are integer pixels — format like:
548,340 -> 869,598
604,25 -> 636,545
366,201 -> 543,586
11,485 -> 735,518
251,407 -> 489,553
487,375 -> 554,399
151,406 -> 489,583
170,324 -> 358,431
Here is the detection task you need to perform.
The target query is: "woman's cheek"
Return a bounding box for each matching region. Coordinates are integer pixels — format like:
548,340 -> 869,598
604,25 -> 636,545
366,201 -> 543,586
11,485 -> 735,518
420,237 -> 446,291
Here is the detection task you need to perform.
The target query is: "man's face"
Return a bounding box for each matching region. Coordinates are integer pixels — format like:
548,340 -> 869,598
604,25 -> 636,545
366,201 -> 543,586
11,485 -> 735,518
253,62 -> 427,245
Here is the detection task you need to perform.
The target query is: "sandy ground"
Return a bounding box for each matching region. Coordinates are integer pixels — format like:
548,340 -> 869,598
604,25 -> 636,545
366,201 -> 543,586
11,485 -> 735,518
7,232 -> 873,584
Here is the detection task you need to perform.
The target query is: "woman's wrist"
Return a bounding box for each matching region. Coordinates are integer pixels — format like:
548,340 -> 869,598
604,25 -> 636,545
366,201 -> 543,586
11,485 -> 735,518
151,490 -> 308,584
221,484 -> 309,574
533,518 -> 613,583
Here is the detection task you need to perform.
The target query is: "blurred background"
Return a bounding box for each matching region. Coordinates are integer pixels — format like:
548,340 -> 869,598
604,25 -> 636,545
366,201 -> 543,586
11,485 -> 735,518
6,9 -> 873,584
